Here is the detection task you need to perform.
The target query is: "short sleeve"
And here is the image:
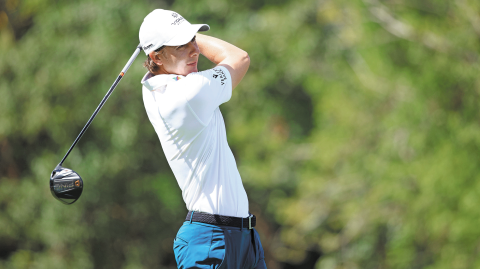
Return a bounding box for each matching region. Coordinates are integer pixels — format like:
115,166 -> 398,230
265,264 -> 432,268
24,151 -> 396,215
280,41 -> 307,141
181,66 -> 232,125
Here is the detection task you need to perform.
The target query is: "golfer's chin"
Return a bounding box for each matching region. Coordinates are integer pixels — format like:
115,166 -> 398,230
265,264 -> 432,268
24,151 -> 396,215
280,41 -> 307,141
173,64 -> 198,76
185,63 -> 198,74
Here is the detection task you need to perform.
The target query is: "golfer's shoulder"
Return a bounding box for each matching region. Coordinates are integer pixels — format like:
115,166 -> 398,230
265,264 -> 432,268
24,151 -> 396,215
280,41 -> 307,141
179,67 -> 232,107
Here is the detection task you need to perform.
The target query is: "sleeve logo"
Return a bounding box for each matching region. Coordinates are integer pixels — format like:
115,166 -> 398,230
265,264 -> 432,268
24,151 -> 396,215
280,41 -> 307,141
212,68 -> 227,85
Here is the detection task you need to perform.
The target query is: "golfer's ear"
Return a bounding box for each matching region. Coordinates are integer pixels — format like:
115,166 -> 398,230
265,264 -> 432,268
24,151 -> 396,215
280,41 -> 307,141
149,51 -> 163,66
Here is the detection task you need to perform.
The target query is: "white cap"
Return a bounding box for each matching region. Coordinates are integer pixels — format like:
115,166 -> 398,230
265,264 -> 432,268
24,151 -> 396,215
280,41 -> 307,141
139,9 -> 210,55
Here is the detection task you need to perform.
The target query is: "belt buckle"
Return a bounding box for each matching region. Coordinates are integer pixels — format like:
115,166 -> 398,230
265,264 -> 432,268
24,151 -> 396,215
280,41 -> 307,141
248,215 -> 253,229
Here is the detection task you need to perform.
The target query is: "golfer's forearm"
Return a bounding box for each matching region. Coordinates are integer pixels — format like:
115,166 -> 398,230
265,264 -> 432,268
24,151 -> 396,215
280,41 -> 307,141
196,33 -> 250,88
196,34 -> 247,63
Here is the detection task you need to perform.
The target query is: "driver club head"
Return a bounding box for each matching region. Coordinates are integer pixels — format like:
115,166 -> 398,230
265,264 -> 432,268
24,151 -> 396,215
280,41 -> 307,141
50,165 -> 83,205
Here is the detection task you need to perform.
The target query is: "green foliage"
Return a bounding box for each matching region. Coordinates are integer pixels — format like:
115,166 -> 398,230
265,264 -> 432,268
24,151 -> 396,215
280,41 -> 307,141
1,0 -> 480,268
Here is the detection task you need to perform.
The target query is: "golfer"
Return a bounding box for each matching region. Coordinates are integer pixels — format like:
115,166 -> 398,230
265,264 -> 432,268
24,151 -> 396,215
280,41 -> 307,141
139,9 -> 266,269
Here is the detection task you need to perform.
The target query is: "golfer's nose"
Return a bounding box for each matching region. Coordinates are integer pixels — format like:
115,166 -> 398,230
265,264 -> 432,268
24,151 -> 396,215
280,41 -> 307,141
189,41 -> 200,57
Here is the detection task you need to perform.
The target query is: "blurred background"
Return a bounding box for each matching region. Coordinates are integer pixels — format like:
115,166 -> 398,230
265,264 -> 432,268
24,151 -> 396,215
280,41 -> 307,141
1,0 -> 480,268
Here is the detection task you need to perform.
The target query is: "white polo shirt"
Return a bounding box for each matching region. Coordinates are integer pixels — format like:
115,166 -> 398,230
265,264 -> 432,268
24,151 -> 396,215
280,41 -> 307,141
141,66 -> 249,218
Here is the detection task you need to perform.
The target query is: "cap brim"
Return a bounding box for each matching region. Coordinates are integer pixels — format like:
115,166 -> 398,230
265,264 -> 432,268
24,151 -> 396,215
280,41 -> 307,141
164,24 -> 210,46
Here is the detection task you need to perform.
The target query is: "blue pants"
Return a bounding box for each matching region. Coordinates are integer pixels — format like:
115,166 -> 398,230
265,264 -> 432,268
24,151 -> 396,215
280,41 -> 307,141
173,221 -> 267,269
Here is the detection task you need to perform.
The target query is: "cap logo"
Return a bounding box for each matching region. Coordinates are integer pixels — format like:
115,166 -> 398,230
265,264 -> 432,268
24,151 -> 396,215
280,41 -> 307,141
171,13 -> 185,26
143,44 -> 153,51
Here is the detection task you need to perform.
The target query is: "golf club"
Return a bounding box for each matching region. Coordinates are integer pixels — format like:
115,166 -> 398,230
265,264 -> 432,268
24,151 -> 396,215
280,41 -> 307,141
50,44 -> 143,205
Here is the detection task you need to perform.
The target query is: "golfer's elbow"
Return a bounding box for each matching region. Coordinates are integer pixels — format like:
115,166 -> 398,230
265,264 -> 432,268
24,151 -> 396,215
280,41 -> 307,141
219,50 -> 250,89
242,51 -> 250,69
236,50 -> 250,75
240,50 -> 250,63
226,49 -> 248,66
233,52 -> 250,88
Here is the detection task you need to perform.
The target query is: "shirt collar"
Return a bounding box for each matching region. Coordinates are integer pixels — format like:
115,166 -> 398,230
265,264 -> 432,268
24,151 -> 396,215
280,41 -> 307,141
141,72 -> 185,91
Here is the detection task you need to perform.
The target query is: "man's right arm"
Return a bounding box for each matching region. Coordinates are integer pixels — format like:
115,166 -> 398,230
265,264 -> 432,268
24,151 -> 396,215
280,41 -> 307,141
196,34 -> 250,89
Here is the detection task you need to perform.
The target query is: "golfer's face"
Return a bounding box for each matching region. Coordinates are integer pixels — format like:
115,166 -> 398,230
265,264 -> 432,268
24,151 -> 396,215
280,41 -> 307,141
162,36 -> 199,76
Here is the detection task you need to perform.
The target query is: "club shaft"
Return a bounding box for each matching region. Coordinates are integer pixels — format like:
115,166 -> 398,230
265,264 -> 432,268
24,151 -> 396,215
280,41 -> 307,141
59,45 -> 143,166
